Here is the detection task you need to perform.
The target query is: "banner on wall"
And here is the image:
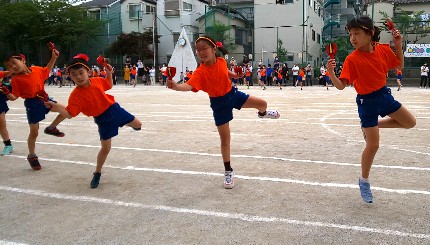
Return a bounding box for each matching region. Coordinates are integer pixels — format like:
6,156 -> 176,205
404,44 -> 430,57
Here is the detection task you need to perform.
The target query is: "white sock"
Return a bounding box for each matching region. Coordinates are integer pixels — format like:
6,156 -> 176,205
360,177 -> 369,183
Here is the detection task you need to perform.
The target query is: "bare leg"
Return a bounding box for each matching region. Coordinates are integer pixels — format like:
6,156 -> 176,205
241,95 -> 267,113
361,126 -> 379,178
378,106 -> 416,129
216,123 -> 230,162
126,118 -> 142,130
28,123 -> 39,155
96,139 -> 111,173
0,113 -> 10,141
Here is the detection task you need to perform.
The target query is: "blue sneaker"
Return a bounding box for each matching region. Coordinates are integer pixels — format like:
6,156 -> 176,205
359,178 -> 373,203
90,172 -> 102,189
1,145 -> 14,155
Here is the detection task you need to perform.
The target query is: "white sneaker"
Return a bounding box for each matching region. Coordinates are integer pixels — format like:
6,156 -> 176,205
258,110 -> 280,119
224,171 -> 235,189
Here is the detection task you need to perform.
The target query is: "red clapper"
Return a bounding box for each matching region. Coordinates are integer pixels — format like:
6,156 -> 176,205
96,55 -> 112,71
384,18 -> 395,32
47,42 -> 59,56
325,43 -> 338,59
234,66 -> 243,76
167,67 -> 176,79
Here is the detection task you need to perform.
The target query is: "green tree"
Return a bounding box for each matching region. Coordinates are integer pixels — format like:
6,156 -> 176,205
107,31 -> 158,59
206,21 -> 236,53
275,39 -> 288,61
0,0 -> 103,64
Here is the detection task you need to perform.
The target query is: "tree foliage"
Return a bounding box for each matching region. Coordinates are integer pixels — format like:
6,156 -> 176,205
206,21 -> 236,53
276,39 -> 288,61
107,31 -> 158,59
0,0 -> 103,64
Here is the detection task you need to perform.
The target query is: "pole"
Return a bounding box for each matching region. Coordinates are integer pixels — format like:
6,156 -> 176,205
302,0 -> 305,64
371,0 -> 374,20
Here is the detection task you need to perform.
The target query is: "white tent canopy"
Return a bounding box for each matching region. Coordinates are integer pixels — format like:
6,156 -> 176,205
168,28 -> 197,82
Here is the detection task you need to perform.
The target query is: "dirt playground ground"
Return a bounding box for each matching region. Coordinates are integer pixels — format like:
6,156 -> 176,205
1,84 -> 429,244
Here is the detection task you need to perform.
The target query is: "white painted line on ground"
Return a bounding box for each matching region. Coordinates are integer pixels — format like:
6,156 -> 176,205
5,155 -> 430,196
1,185 -> 429,240
11,140 -> 430,172
0,241 -> 28,245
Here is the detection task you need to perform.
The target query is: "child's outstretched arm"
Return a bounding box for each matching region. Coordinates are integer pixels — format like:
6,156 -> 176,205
228,70 -> 243,79
167,79 -> 193,91
105,64 -> 113,86
326,59 -> 347,90
46,49 -> 59,71
45,101 -> 72,119
392,29 -> 404,70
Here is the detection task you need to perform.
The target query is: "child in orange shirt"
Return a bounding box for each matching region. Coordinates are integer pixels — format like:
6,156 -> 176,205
46,54 -> 142,188
396,69 -> 402,91
297,68 -> 305,90
258,65 -> 267,90
130,66 -> 137,87
3,51 -> 66,171
167,35 -> 280,189
0,71 -> 15,155
326,16 -> 416,203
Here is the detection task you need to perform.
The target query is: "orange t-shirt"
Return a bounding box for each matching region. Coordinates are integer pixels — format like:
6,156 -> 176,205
11,66 -> 49,99
299,71 -> 305,79
396,69 -> 402,75
131,69 -> 137,75
100,70 -> 106,77
260,68 -> 266,77
186,57 -> 231,97
93,70 -> 99,77
186,72 -> 192,79
66,77 -> 115,117
245,69 -> 251,77
340,44 -> 400,95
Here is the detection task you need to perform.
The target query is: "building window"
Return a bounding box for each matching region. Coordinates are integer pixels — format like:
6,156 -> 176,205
183,2 -> 192,11
145,5 -> 155,14
235,28 -> 245,45
284,0 -> 293,3
129,4 -> 141,19
173,33 -> 180,44
308,0 -> 311,6
312,29 -> 315,41
317,33 -> 321,44
165,0 -> 180,16
88,9 -> 101,20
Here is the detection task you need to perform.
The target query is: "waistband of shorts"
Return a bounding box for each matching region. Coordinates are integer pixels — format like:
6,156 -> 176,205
357,86 -> 388,98
209,87 -> 234,100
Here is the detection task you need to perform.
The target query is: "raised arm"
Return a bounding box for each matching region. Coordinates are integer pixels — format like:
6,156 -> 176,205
392,29 -> 404,70
326,59 -> 347,90
46,49 -> 59,71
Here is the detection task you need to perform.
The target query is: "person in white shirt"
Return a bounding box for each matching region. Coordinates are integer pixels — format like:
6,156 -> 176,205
149,66 -> 156,85
291,64 -> 300,86
420,63 -> 429,88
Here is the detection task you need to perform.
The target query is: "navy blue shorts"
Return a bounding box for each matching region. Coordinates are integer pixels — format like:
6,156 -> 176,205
356,86 -> 402,128
24,98 -> 51,124
210,88 -> 249,126
130,74 -> 136,79
396,75 -> 402,80
260,76 -> 266,82
246,76 -> 251,82
94,103 -> 135,140
231,78 -> 238,84
0,101 -> 8,114
323,75 -> 331,84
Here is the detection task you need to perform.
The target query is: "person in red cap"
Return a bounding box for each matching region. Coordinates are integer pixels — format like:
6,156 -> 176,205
46,54 -> 142,189
3,50 -> 66,171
